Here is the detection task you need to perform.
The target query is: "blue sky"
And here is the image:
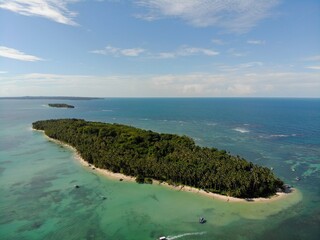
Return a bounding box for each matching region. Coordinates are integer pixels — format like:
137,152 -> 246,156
0,0 -> 319,97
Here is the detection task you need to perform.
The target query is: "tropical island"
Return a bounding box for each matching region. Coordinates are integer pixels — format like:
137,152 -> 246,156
0,96 -> 101,100
33,119 -> 286,199
48,103 -> 75,108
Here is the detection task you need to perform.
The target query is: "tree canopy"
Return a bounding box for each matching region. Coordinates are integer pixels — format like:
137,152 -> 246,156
48,103 -> 75,108
33,119 -> 284,198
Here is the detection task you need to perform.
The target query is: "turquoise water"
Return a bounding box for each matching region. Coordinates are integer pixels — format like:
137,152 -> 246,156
0,98 -> 319,240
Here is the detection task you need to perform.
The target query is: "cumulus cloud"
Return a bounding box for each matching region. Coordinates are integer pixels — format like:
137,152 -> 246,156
151,73 -> 255,96
150,71 -> 320,97
90,45 -> 145,57
134,0 -> 280,33
0,46 -> 43,61
1,71 -> 319,97
0,0 -> 78,26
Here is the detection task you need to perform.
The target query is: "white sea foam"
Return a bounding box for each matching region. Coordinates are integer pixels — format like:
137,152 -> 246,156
233,127 -> 250,133
271,134 -> 287,138
259,133 -> 297,139
271,134 -> 297,138
167,231 -> 206,240
193,137 -> 202,141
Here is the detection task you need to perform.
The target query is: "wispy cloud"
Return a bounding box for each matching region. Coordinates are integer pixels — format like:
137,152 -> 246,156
303,55 -> 320,61
0,46 -> 43,61
227,48 -> 247,57
91,45 -> 219,59
0,0 -> 78,26
0,71 -> 8,74
134,0 -> 280,33
1,71 -> 319,97
217,62 -> 263,72
90,45 -> 145,57
151,71 -> 320,97
0,73 -> 149,97
247,40 -> 265,45
305,66 -> 320,70
156,46 -> 219,59
211,39 -> 225,45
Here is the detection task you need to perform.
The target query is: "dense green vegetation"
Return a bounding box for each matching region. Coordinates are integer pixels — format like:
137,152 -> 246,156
48,103 -> 75,108
33,119 -> 284,198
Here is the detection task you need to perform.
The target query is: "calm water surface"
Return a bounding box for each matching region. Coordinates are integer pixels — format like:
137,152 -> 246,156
0,98 -> 319,240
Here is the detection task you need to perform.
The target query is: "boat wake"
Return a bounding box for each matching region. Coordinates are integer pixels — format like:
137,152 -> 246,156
167,232 -> 206,240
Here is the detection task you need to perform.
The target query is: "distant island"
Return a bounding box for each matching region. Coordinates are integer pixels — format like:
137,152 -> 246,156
0,96 -> 101,100
33,119 -> 285,199
48,103 -> 75,108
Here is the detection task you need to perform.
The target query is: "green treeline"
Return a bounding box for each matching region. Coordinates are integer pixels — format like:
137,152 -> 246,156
33,119 -> 284,198
48,103 -> 75,108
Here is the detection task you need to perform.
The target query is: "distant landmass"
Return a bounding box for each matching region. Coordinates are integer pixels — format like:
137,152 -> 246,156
0,96 -> 101,100
33,119 -> 285,199
48,103 -> 75,108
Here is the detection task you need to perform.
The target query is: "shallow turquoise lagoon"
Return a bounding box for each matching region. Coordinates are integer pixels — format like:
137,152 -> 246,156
0,98 -> 319,239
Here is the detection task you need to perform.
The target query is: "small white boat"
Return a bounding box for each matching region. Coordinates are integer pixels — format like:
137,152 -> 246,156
199,217 -> 206,224
159,236 -> 167,240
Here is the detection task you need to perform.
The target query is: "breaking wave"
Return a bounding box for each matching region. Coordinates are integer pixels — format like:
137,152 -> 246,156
259,134 -> 297,139
233,127 -> 250,133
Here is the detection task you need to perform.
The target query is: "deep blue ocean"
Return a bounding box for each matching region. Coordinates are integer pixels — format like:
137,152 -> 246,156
0,98 -> 319,239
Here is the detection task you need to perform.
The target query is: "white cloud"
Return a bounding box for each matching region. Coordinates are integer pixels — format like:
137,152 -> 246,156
0,0 -> 78,26
156,46 -> 219,59
0,46 -> 43,61
91,45 -> 218,59
305,66 -> 320,70
90,45 -> 145,57
227,48 -> 247,57
218,62 -> 263,72
0,73 -> 152,97
227,84 -> 254,95
247,40 -> 266,45
120,48 -> 145,57
1,71 -> 319,97
135,0 -> 280,33
151,73 -> 253,96
211,39 -> 225,45
0,71 -> 8,74
179,47 -> 219,56
150,71 -> 320,97
303,55 -> 320,61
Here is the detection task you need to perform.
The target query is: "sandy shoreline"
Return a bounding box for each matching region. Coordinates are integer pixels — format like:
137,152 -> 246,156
34,129 -> 295,203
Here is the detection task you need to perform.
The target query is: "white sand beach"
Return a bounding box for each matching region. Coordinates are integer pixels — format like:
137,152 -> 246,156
35,129 -> 295,203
